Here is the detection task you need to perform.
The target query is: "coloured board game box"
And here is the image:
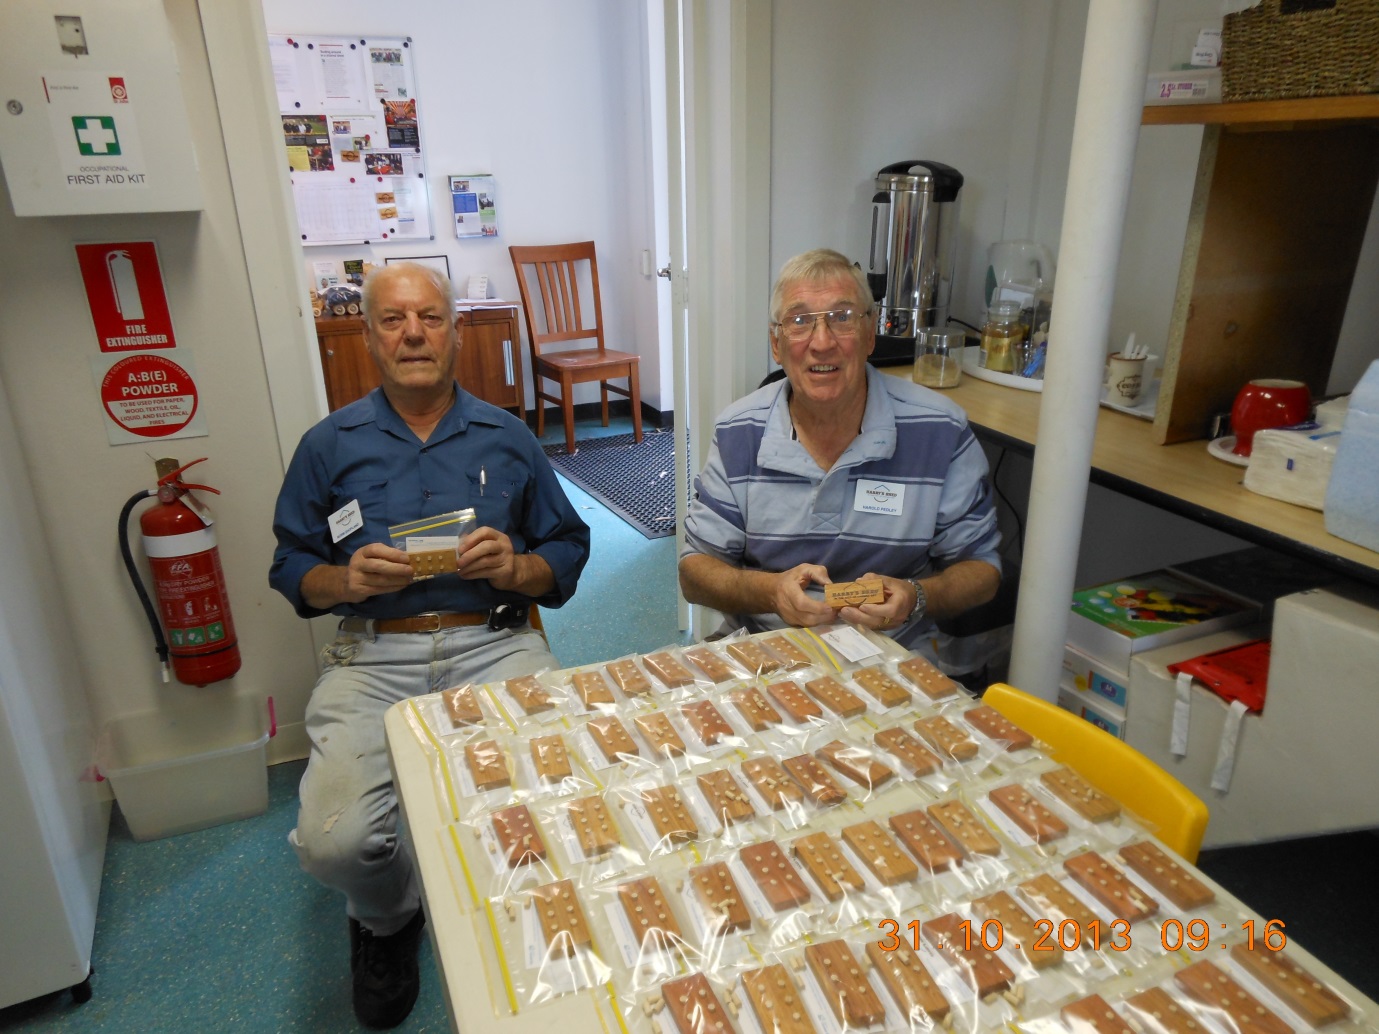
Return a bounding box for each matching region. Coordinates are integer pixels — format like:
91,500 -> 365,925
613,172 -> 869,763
1068,569 -> 1259,675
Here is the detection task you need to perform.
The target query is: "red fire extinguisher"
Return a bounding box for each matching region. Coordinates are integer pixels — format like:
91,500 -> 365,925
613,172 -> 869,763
119,457 -> 241,686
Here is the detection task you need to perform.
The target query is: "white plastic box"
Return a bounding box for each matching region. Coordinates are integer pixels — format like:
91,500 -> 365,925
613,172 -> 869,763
1056,682 -> 1127,739
98,694 -> 269,841
1063,643 -> 1129,709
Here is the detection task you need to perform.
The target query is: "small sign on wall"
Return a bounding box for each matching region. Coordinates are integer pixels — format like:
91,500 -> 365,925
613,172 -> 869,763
75,241 -> 177,351
90,349 -> 208,445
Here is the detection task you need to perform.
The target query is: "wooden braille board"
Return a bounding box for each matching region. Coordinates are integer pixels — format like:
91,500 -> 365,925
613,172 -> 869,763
1017,874 -> 1100,945
742,963 -> 818,1034
441,684 -> 483,726
1039,766 -> 1121,823
616,876 -> 683,944
684,645 -> 737,684
634,711 -> 688,758
864,940 -> 950,1022
988,784 -> 1069,844
817,740 -> 894,789
529,733 -> 572,782
741,757 -> 806,810
1116,841 -> 1215,910
1061,994 -> 1137,1034
823,579 -> 884,607
662,973 -> 735,1034
895,655 -> 961,700
696,768 -> 756,825
887,809 -> 963,873
1174,960 -> 1293,1034
464,738 -> 510,791
644,651 -> 697,689
913,716 -> 979,761
739,840 -> 812,911
767,681 -> 824,723
927,800 -> 1001,856
1123,987 -> 1202,1034
841,820 -> 919,886
689,860 -> 751,931
505,674 -> 554,714
572,670 -> 615,707
761,634 -> 813,670
782,754 -> 847,806
492,803 -> 546,867
407,547 -> 457,579
1229,945 -> 1351,1027
963,705 -> 1033,751
850,666 -> 911,708
566,794 -> 621,856
804,940 -> 887,1028
873,727 -> 942,777
640,784 -> 699,842
803,675 -> 868,718
725,639 -> 784,676
682,700 -> 735,745
606,658 -> 652,696
972,889 -> 1063,969
529,878 -> 591,958
726,686 -> 782,731
791,831 -> 866,901
920,912 -> 1014,997
1063,850 -> 1159,923
587,715 -> 639,762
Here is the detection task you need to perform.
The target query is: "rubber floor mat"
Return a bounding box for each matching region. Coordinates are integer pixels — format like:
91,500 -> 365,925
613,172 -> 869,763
542,431 -> 676,539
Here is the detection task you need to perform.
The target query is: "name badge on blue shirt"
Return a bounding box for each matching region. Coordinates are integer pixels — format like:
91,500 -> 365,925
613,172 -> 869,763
329,498 -> 364,543
853,479 -> 905,516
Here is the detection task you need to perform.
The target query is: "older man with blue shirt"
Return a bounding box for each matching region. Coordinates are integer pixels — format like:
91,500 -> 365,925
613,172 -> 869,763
271,262 -> 588,1029
680,248 -> 1000,652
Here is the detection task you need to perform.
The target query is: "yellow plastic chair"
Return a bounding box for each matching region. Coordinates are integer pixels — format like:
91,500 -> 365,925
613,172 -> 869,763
983,683 -> 1209,863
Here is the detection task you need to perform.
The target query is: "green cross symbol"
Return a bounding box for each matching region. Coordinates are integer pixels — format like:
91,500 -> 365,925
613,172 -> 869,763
72,115 -> 120,156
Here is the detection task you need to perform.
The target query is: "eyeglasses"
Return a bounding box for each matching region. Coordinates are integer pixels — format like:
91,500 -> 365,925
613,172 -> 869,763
771,307 -> 868,343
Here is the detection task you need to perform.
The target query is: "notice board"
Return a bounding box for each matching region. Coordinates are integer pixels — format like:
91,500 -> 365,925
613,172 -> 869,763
268,34 -> 433,244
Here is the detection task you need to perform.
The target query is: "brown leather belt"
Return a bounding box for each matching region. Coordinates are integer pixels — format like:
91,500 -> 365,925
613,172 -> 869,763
340,611 -> 490,635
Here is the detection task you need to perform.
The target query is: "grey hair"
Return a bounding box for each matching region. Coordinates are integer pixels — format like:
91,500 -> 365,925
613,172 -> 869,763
769,248 -> 872,323
360,262 -> 455,317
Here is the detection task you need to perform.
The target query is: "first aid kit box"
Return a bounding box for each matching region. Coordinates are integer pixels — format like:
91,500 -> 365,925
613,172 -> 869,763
98,694 -> 269,841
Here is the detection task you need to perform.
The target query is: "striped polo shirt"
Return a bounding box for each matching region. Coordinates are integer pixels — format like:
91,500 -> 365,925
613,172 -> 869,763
681,364 -> 1001,647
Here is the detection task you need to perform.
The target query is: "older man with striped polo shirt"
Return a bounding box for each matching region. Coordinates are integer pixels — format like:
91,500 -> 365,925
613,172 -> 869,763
679,248 -> 1001,655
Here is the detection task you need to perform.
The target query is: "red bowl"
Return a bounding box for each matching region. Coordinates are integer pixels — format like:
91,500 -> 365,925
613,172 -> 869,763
1230,379 -> 1310,457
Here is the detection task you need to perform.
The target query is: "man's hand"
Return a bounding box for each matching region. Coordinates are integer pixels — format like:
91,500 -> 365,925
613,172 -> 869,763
772,563 -> 838,627
301,542 -> 412,610
456,526 -> 556,597
839,571 -> 913,632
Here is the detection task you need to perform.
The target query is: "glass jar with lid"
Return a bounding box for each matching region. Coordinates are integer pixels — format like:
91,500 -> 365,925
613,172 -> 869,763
980,301 -> 1023,373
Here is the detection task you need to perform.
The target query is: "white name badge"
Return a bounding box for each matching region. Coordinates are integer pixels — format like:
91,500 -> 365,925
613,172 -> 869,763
328,498 -> 364,543
853,479 -> 905,516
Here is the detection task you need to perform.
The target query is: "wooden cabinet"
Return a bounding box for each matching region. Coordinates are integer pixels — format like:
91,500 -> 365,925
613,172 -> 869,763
315,315 -> 379,412
456,305 -> 525,420
1142,96 -> 1379,443
314,305 -> 525,419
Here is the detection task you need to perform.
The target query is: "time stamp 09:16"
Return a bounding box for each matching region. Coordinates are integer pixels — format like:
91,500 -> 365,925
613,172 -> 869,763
877,917 -> 1288,954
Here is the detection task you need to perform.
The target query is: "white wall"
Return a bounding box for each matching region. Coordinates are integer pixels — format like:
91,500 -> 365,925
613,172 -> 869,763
261,0 -> 668,413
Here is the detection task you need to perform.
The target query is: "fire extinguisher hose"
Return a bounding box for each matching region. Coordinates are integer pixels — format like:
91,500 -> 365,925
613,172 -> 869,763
119,489 -> 171,682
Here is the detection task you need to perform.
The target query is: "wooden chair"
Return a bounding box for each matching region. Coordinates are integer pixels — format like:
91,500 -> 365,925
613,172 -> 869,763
983,682 -> 1210,862
509,242 -> 643,454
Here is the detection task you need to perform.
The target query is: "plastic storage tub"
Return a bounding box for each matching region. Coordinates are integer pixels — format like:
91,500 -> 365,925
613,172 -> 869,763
98,694 -> 269,841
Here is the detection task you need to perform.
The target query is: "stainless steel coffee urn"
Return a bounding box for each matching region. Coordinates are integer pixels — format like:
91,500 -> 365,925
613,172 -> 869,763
867,160 -> 964,365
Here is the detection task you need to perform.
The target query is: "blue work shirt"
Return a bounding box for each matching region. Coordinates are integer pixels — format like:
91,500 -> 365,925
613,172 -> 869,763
270,385 -> 590,619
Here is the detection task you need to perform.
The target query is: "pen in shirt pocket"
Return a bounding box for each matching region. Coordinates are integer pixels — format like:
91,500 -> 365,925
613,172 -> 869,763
480,465 -> 486,497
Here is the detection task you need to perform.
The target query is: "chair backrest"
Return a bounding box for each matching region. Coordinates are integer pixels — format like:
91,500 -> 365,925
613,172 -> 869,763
983,682 -> 1209,862
508,242 -> 606,358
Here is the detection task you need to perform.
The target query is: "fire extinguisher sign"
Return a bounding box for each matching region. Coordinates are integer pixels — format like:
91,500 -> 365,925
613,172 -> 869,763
74,241 -> 177,352
91,350 -> 209,445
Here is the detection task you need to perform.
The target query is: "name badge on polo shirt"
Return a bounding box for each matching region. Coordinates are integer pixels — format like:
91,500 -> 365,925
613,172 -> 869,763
853,479 -> 905,516
328,498 -> 364,543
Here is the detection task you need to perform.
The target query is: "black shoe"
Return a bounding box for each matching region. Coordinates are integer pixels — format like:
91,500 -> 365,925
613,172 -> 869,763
349,909 -> 426,1029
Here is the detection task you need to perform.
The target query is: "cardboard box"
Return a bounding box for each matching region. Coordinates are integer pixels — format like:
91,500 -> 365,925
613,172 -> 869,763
1057,681 -> 1127,739
1068,569 -> 1259,676
1063,644 -> 1129,709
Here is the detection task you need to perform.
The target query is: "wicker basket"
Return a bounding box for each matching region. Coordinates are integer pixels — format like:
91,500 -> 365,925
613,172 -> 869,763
1222,0 -> 1379,101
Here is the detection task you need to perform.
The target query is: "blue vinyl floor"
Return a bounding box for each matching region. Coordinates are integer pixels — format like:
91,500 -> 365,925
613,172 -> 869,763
1,415 -> 687,1033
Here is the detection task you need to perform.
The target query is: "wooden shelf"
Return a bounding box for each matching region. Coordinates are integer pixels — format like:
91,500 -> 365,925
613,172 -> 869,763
1143,94 -> 1379,127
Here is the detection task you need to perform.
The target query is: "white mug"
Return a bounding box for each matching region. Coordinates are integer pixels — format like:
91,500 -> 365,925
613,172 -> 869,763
1106,352 -> 1146,405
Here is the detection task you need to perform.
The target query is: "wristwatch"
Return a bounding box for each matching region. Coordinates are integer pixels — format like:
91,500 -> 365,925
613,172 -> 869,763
906,578 -> 927,622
